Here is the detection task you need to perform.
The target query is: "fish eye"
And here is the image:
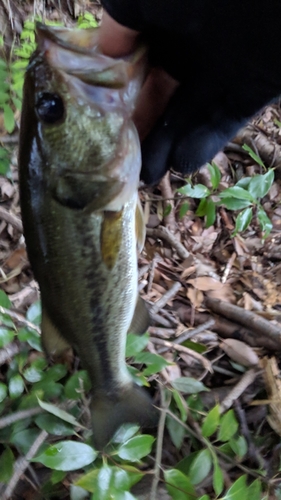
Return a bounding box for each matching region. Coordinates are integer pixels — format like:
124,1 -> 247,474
36,92 -> 64,124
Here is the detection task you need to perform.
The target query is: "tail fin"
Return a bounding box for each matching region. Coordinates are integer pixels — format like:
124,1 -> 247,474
91,385 -> 158,450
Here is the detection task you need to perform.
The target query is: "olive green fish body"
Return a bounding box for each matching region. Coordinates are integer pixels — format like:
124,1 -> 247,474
19,24 -> 157,449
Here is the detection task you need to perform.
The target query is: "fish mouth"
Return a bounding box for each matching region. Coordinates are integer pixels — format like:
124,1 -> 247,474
35,22 -> 147,90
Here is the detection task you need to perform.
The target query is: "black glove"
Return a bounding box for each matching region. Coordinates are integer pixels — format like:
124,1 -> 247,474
102,0 -> 281,184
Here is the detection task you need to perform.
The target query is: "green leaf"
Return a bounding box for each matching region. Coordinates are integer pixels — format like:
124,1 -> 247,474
213,460 -> 224,496
0,91 -> 9,103
218,409 -> 238,442
18,327 -> 42,351
247,479 -> 262,499
229,435 -> 248,458
166,414 -> 186,449
248,169 -> 274,199
208,162 -> 221,189
178,183 -> 210,198
179,201 -> 189,219
242,143 -> 265,167
70,485 -> 88,500
3,105 -> 15,133
220,186 -> 255,201
164,469 -> 196,500
0,157 -> 9,175
163,204 -> 172,217
171,377 -> 208,394
37,398 -> 82,427
11,59 -> 29,69
0,81 -> 9,92
34,441 -> 97,471
220,197 -> 252,210
172,390 -> 188,422
11,428 -> 42,454
257,207 -> 272,238
205,198 -> 216,227
42,364 -> 68,381
117,435 -> 154,461
0,447 -> 14,483
223,474 -> 247,499
64,370 -> 91,399
0,382 -> 7,402
112,424 -> 140,444
26,300 -> 41,325
196,197 -> 208,216
202,404 -> 220,438
0,289 -> 12,308
198,496 -> 211,500
126,332 -> 149,357
0,58 -> 8,70
189,449 -> 212,485
0,327 -> 14,347
134,351 -> 170,375
35,414 -> 75,436
32,380 -> 63,399
23,365 -> 43,383
9,374 -> 25,398
233,207 -> 253,235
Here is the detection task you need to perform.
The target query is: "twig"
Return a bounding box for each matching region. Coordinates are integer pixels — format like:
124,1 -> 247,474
0,407 -> 44,429
146,226 -> 190,260
157,319 -> 215,354
150,282 -> 182,314
0,342 -> 20,365
0,207 -> 23,232
219,368 -> 259,413
151,336 -> 212,373
150,387 -> 171,500
175,319 -> 215,344
2,430 -> 48,500
0,306 -> 41,334
205,297 -> 281,349
221,252 -> 236,284
147,257 -> 157,294
159,172 -> 177,234
150,313 -> 174,328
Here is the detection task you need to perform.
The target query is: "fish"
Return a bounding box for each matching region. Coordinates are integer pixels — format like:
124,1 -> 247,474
18,23 -> 158,449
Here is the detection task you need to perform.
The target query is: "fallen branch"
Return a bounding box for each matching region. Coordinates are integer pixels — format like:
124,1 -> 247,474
178,307 -> 281,352
151,336 -> 212,373
0,206 -> 23,232
150,282 -> 182,314
219,368 -> 259,413
146,226 -> 190,260
158,172 -> 177,234
0,407 -> 43,430
205,297 -> 281,350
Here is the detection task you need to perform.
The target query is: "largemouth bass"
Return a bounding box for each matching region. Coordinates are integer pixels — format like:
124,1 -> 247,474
19,23 -> 158,449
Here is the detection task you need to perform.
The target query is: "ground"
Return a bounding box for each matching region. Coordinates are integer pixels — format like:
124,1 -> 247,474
0,1 -> 281,499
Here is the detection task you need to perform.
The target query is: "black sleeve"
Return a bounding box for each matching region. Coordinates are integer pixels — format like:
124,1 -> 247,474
101,0 -> 281,184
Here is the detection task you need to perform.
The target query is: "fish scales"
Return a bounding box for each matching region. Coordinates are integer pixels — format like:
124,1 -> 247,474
19,23 -> 158,449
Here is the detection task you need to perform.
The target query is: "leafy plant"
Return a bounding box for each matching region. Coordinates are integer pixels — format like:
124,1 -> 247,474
177,150 -> 274,238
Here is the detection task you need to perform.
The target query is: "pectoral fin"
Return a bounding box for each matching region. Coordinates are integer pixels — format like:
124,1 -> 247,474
100,209 -> 123,270
128,296 -> 150,335
135,197 -> 146,253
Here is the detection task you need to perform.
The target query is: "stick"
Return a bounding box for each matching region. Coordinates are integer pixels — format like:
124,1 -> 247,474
150,282 -> 182,314
205,297 -> 281,348
146,226 -> 190,260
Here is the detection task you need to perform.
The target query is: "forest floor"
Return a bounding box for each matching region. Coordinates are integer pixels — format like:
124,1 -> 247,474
1,1 -> 281,499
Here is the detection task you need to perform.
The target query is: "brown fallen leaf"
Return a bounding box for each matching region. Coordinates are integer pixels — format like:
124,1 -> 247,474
220,339 -> 259,367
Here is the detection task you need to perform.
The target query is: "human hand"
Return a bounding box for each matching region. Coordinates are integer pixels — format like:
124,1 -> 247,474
99,3 -> 281,185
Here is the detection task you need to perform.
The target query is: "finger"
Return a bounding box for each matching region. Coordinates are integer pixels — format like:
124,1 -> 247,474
133,67 -> 179,141
99,11 -> 140,57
